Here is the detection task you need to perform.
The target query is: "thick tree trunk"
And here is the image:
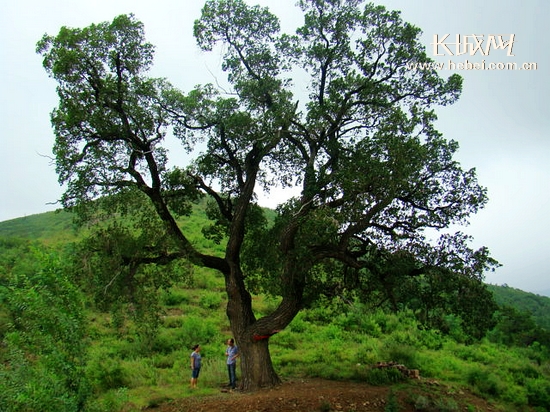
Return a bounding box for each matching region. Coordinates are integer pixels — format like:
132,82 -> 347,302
224,257 -> 281,390
225,268 -> 283,390
224,261 -> 291,390
221,164 -> 299,391
237,338 -> 281,390
228,294 -> 302,390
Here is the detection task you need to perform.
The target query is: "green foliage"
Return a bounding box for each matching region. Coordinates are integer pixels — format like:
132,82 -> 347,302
359,259 -> 500,342
274,300 -> 550,409
382,344 -> 419,369
180,316 -> 219,347
413,394 -> 459,412
199,290 -> 223,309
525,377 -> 550,409
86,349 -> 129,391
35,0 -> 503,390
36,15 -> 162,211
0,245 -> 90,412
365,368 -> 407,385
466,368 -> 503,397
488,305 -> 544,347
161,288 -> 191,306
0,230 -> 549,410
0,210 -> 77,243
489,284 -> 550,330
384,391 -> 400,412
68,220 -> 199,348
2,206 -> 550,410
88,388 -> 129,412
319,400 -> 332,412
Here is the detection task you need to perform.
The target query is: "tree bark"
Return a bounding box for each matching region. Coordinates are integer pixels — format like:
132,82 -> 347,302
224,262 -> 284,390
237,337 -> 281,390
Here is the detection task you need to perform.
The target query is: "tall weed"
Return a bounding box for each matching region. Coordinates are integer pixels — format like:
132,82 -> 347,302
466,368 -> 504,398
382,344 -> 419,369
526,378 -> 550,409
0,247 -> 90,411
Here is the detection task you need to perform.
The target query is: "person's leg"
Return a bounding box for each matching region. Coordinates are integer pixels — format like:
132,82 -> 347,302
195,368 -> 200,388
191,368 -> 200,388
229,363 -> 236,389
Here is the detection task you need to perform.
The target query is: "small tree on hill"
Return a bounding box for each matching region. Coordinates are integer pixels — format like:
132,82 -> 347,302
38,0 -> 498,389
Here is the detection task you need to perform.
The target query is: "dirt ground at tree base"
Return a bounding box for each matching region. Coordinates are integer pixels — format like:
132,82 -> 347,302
144,378 -> 501,412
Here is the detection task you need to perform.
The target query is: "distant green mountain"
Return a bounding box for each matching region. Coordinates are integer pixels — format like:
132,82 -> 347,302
2,209 -> 550,331
488,284 -> 550,331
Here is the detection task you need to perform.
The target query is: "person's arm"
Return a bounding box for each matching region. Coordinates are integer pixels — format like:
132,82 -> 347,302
190,354 -> 195,369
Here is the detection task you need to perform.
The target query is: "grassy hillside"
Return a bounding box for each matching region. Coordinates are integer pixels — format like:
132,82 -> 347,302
0,209 -> 78,244
1,208 -> 550,411
2,209 -> 549,331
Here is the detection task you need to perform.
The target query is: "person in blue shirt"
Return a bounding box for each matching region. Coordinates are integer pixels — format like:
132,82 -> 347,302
225,338 -> 239,390
190,344 -> 201,389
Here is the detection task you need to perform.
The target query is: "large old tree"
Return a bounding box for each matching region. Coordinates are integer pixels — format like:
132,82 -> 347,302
38,0 -> 498,389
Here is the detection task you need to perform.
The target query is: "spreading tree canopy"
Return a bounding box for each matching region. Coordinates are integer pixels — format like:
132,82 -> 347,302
38,0 -> 499,389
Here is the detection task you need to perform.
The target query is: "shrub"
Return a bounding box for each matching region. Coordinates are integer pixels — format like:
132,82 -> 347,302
180,315 -> 218,346
0,247 -> 90,412
320,324 -> 344,341
253,295 -> 282,317
417,328 -> 445,350
333,307 -> 403,337
413,395 -> 431,410
199,291 -> 223,309
86,353 -> 128,391
87,388 -> 129,412
289,315 -> 308,333
302,299 -> 338,324
526,378 -> 550,409
151,353 -> 176,369
191,269 -> 224,290
443,314 -> 468,344
153,329 -> 183,354
365,367 -> 406,385
510,363 -> 541,381
466,368 -> 503,398
413,394 -> 459,411
121,359 -> 158,387
163,315 -> 183,329
353,316 -> 383,337
499,383 -> 528,407
274,330 -> 299,349
161,289 -> 190,306
384,390 -> 400,412
0,344 -> 89,412
382,344 -> 419,369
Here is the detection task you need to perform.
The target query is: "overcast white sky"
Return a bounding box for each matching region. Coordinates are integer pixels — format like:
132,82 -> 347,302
1,0 -> 548,295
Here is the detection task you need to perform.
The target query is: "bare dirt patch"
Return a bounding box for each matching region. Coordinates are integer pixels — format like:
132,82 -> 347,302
146,378 -> 499,411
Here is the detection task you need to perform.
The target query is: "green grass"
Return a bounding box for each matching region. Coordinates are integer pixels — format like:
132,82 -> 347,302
66,281 -> 550,411
0,209 -> 78,244
2,209 -> 550,412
